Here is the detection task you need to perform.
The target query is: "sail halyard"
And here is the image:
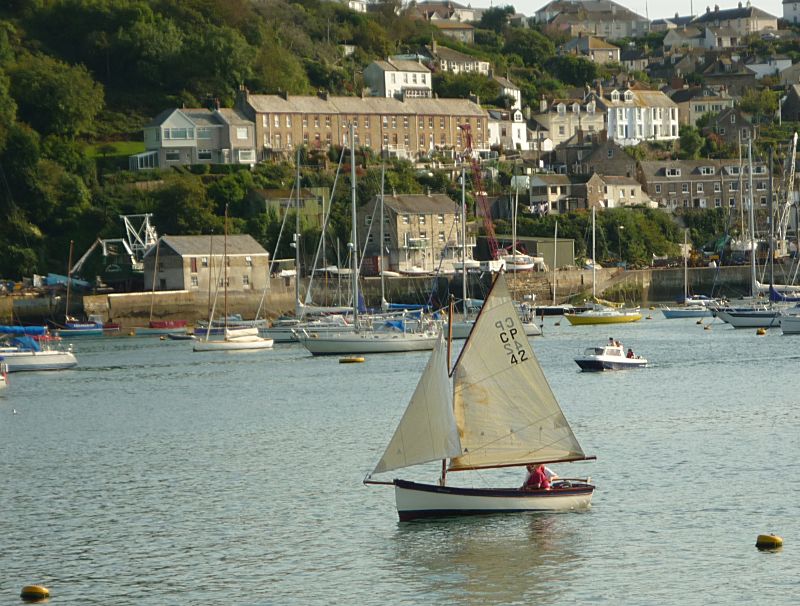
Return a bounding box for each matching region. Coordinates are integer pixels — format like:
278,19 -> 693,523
448,273 -> 587,472
371,335 -> 461,475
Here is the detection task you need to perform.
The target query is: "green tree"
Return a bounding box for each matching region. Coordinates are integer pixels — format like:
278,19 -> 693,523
9,53 -> 104,137
502,29 -> 555,67
544,55 -> 598,86
150,176 -> 223,235
678,124 -> 703,159
479,6 -> 514,33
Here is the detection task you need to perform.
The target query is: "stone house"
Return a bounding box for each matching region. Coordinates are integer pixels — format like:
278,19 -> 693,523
423,41 -> 490,76
531,97 -> 605,148
237,89 -> 488,161
131,107 -> 256,171
535,0 -> 649,38
432,21 -> 475,44
669,86 -> 735,126
356,193 -> 474,274
703,107 -> 755,148
583,173 -> 655,209
142,235 -> 270,293
690,3 -> 778,36
487,109 -> 528,151
637,159 -> 773,212
561,35 -> 621,65
527,174 -> 587,215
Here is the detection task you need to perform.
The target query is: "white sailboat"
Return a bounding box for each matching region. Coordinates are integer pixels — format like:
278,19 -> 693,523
0,361 -> 8,389
297,125 -> 439,355
194,206 -> 274,352
565,207 -> 642,325
365,273 -> 595,521
0,326 -> 78,371
661,230 -> 713,319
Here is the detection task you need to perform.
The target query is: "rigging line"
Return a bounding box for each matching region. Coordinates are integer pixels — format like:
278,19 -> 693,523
267,179 -> 298,277
304,145 -> 347,308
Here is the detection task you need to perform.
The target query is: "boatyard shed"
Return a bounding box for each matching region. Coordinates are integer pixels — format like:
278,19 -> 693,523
142,235 -> 270,292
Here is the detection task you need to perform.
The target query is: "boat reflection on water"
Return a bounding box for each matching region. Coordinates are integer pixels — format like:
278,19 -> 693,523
391,514 -> 583,601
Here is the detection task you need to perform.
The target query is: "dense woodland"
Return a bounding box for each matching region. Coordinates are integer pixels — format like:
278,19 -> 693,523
0,0 -> 783,281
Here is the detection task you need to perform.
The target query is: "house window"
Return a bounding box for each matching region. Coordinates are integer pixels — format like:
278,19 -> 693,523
242,274 -> 250,288
697,183 -> 704,193
391,116 -> 397,129
403,116 -> 409,128
238,150 -> 255,163
314,116 -> 320,128
655,184 -> 661,194
420,231 -> 427,239
286,115 -> 292,127
402,215 -> 409,224
245,256 -> 253,267
274,115 -> 280,128
437,214 -> 444,224
729,197 -> 736,207
190,276 -> 198,287
197,150 -> 212,160
720,128 -> 726,135
166,150 -> 180,161
760,196 -> 767,206
607,149 -> 613,158
274,134 -> 281,148
198,127 -> 212,140
714,183 -> 721,192
383,115 -> 388,127
365,116 -> 370,128
364,215 -> 372,226
682,184 -> 689,193
201,257 -> 208,267
190,258 -> 198,273
325,115 -> 331,128
419,215 -> 426,225
715,198 -> 721,207
438,232 -> 445,242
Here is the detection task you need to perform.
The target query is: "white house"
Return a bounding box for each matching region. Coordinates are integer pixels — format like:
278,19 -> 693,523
487,109 -> 528,151
786,0 -> 800,24
363,59 -> 432,99
744,55 -> 793,80
592,87 -> 679,147
493,75 -> 522,110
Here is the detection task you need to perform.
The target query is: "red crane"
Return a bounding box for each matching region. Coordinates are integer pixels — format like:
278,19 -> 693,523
458,124 -> 500,260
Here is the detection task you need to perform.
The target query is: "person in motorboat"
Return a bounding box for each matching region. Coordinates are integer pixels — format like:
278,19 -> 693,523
522,464 -> 553,490
627,348 -> 635,359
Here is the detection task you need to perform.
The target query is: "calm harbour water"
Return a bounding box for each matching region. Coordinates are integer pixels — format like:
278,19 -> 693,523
1,315 -> 798,605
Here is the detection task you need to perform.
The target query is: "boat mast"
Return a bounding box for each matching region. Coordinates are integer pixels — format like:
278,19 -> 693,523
592,206 -> 597,299
295,148 -> 302,317
512,163 -> 519,298
683,228 -> 688,302
768,146 -> 774,289
552,220 -> 558,305
149,238 -> 160,323
380,159 -> 387,310
65,239 -> 74,321
349,123 -> 359,329
748,140 -> 757,298
224,204 -> 229,333
441,296 -> 454,487
461,165 -> 468,323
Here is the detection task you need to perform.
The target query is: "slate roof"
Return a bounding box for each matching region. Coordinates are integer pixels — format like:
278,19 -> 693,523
692,5 -> 777,24
382,194 -> 458,214
372,59 -> 431,73
153,235 -> 268,258
244,95 -> 485,117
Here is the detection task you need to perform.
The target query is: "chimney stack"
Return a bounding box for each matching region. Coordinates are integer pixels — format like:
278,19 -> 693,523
540,95 -> 548,113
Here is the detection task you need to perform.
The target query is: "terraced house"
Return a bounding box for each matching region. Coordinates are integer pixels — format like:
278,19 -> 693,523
237,88 -> 488,161
638,159 -> 773,211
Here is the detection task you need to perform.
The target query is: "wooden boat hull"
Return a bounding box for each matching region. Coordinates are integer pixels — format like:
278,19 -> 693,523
564,311 -> 642,325
297,332 -> 438,355
394,479 -> 594,521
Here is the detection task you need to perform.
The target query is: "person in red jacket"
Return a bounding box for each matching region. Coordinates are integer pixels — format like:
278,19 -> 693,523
522,463 -> 551,490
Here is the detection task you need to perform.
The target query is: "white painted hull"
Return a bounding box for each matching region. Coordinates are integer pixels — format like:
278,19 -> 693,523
193,338 -> 274,352
715,310 -> 781,328
394,479 -> 594,521
297,331 -> 439,355
260,324 -> 355,343
0,349 -> 78,372
448,320 -> 539,339
780,314 -> 800,335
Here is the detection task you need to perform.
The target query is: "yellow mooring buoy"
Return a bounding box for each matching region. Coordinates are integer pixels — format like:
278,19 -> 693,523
756,327 -> 767,336
20,585 -> 50,602
339,356 -> 365,364
756,534 -> 783,550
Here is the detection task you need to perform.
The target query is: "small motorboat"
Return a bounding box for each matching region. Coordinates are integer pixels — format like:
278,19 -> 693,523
574,343 -> 647,371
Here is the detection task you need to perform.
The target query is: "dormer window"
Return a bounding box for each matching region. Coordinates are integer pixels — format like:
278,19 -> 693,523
727,166 -> 740,175
699,166 -> 715,175
610,90 -> 620,102
557,103 -> 566,115
624,90 -> 634,102
666,168 -> 681,177
587,101 -> 596,114
731,114 -> 736,124
572,103 -> 580,114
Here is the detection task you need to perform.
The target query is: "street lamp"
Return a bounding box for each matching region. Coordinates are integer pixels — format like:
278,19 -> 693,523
618,224 -> 625,265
